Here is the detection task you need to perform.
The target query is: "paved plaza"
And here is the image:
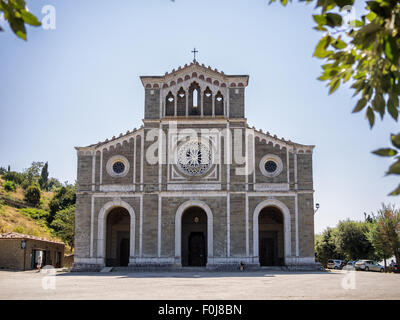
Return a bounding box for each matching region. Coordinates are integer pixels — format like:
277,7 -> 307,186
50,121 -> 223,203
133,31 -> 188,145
0,269 -> 399,300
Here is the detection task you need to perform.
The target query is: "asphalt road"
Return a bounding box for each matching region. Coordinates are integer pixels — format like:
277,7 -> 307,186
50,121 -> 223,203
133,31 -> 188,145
0,269 -> 399,300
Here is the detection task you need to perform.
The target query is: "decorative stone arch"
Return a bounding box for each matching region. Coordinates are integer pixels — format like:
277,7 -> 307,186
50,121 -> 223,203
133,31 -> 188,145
97,199 -> 136,262
253,199 -> 291,263
175,200 -> 213,262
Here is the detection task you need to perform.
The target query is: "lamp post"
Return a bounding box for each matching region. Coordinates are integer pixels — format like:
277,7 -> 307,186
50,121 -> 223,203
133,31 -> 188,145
21,240 -> 26,271
314,203 -> 320,214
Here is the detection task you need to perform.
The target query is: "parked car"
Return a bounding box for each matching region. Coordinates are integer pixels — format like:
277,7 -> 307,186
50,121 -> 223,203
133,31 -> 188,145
343,261 -> 356,270
327,259 -> 343,269
355,260 -> 384,272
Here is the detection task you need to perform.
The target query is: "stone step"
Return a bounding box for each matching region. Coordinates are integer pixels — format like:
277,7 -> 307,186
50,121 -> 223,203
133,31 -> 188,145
100,267 -> 113,272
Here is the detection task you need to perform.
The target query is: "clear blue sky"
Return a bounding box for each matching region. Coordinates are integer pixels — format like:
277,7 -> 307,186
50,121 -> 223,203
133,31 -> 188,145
1,0 -> 399,233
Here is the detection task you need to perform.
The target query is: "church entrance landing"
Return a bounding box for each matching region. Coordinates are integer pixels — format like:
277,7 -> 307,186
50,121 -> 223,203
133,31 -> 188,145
181,207 -> 207,267
105,207 -> 130,267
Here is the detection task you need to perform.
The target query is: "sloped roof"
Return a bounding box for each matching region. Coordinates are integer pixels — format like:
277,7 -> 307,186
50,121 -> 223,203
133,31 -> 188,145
0,232 -> 64,245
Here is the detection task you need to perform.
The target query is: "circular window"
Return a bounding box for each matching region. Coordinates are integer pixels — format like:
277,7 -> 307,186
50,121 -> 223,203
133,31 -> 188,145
177,139 -> 212,176
260,154 -> 283,177
264,160 -> 278,173
112,161 -> 125,174
106,155 -> 129,178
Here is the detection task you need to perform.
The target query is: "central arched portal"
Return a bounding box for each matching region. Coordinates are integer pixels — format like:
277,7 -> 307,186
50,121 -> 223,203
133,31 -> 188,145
258,206 -> 284,266
105,207 -> 130,267
181,206 -> 207,266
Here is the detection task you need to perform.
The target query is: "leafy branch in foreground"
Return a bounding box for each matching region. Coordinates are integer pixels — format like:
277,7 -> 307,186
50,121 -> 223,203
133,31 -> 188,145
373,133 -> 400,195
0,0 -> 41,40
271,0 -> 400,195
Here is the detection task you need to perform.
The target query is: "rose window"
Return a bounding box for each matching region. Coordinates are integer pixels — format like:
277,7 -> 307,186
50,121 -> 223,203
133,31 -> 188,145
177,140 -> 212,176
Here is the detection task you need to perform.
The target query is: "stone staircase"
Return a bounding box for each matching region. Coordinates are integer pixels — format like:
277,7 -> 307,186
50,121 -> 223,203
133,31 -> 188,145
110,264 -> 321,273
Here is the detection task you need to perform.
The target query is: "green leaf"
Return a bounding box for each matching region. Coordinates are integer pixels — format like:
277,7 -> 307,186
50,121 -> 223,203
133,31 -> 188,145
8,16 -> 27,41
366,11 -> 376,22
388,94 -> 399,121
372,148 -> 398,157
391,133 -> 400,149
389,184 -> 400,196
384,35 -> 399,64
352,98 -> 367,113
313,14 -> 327,26
20,10 -> 41,26
366,106 -> 375,128
329,79 -> 340,94
372,92 -> 385,119
326,13 -> 343,27
313,35 -> 333,58
387,160 -> 400,175
332,38 -> 347,49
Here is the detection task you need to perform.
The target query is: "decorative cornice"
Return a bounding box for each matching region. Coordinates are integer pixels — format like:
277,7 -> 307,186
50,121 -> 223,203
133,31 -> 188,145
140,61 -> 249,90
252,127 -> 314,153
75,126 -> 144,153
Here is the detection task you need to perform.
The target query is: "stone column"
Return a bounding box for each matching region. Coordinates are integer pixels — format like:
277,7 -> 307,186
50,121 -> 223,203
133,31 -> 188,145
185,91 -> 188,117
212,93 -> 215,118
174,94 -> 177,116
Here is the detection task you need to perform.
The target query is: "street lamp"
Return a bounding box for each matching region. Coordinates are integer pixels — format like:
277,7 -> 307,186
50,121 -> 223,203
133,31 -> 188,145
314,203 -> 320,214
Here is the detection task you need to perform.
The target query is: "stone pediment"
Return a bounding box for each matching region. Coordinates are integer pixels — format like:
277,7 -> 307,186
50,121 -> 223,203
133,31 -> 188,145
140,60 -> 249,90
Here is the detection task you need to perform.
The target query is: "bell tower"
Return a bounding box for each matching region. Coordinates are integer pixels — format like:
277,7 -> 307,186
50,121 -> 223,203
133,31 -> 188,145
140,60 -> 249,120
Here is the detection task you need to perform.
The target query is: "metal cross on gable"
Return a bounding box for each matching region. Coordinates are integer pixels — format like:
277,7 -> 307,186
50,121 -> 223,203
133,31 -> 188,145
191,47 -> 198,62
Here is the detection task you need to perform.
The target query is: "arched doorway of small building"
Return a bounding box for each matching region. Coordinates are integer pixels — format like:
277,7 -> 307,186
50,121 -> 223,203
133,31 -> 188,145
258,206 -> 285,266
105,207 -> 130,267
181,206 -> 207,267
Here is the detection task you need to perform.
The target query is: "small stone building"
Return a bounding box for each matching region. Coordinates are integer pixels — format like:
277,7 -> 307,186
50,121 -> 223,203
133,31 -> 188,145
0,232 -> 65,270
73,60 -> 318,271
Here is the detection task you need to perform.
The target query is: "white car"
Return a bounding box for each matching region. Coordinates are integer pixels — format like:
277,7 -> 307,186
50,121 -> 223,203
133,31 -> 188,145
343,261 -> 356,270
355,260 -> 384,272
327,259 -> 343,269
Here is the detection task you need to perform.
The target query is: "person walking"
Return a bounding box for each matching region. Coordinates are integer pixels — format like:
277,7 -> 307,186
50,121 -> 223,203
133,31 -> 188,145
36,255 -> 42,272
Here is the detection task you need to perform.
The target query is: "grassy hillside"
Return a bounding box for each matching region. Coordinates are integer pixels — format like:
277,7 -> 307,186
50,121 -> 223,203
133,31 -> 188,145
0,176 -> 61,242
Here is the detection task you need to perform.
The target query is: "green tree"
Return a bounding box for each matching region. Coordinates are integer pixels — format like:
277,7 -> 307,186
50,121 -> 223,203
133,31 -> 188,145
272,0 -> 400,195
39,162 -> 49,191
0,0 -> 41,40
23,161 -> 44,185
369,204 -> 400,266
335,219 -> 375,260
47,177 -> 62,191
24,183 -> 41,207
366,216 -> 393,267
48,185 -> 76,222
315,227 -> 343,266
3,171 -> 24,184
50,205 -> 75,248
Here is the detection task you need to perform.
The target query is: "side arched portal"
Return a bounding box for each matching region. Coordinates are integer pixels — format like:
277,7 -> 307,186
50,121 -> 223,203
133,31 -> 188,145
97,200 -> 135,266
253,199 -> 291,265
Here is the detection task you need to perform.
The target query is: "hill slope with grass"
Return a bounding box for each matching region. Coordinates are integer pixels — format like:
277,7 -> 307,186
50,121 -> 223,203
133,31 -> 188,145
0,176 -> 61,242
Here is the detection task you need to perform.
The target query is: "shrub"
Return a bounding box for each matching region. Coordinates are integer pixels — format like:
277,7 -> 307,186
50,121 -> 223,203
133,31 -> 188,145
3,171 -> 24,185
3,180 -> 16,192
18,208 -> 50,222
13,225 -> 26,234
24,185 -> 41,207
21,179 -> 30,190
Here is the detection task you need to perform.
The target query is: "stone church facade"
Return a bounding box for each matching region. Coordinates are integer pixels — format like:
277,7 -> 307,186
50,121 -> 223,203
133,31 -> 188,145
73,60 -> 318,271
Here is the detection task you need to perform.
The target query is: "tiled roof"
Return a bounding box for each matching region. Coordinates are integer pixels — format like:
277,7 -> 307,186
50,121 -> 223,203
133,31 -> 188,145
0,232 -> 64,245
